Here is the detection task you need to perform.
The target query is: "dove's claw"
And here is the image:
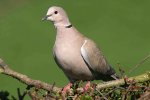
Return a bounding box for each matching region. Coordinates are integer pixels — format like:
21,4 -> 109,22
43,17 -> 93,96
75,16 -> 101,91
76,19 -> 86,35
62,82 -> 72,93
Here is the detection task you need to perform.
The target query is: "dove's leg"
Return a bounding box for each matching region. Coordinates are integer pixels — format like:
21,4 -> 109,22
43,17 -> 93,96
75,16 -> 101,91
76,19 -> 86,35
84,81 -> 91,92
62,82 -> 72,93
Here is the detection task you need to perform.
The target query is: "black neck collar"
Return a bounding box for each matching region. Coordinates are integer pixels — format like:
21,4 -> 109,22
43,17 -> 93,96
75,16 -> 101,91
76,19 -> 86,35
65,24 -> 72,28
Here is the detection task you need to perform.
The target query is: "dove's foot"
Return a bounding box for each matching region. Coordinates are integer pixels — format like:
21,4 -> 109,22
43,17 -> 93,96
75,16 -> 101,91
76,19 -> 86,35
62,82 -> 72,93
83,81 -> 91,92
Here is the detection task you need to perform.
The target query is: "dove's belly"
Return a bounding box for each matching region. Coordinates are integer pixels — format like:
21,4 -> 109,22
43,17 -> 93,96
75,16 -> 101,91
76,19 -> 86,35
53,41 -> 93,81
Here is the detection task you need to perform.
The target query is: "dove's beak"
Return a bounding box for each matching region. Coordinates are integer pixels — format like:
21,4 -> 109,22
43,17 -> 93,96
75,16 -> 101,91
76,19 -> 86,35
42,16 -> 48,21
42,15 -> 51,21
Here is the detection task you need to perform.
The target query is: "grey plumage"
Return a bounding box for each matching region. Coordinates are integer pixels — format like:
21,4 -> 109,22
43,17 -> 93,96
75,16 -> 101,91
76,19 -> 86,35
43,6 -> 118,83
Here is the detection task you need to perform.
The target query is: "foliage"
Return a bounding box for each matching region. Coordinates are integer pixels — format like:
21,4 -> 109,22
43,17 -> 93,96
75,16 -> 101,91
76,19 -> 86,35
28,80 -> 150,100
1,79 -> 149,100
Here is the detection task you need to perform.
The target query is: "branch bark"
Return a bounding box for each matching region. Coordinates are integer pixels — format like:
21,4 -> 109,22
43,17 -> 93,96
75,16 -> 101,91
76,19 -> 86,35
0,58 -> 149,93
96,73 -> 150,90
0,58 -> 61,92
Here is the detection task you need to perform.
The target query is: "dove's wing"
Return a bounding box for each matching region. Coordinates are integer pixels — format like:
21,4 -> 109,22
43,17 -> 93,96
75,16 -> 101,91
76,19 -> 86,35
80,39 -> 114,76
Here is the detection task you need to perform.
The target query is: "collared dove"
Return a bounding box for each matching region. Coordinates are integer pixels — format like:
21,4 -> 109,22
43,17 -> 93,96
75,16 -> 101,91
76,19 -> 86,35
42,6 -> 118,84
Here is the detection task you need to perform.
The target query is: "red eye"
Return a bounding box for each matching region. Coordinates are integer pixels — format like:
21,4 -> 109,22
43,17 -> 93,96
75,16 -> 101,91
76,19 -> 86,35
54,11 -> 58,14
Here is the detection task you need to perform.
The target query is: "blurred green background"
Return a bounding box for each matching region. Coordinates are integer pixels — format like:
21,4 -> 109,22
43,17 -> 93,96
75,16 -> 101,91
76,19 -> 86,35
0,0 -> 150,98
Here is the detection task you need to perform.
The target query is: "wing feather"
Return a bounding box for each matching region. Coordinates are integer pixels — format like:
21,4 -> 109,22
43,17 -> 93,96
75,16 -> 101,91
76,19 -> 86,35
80,39 -> 111,75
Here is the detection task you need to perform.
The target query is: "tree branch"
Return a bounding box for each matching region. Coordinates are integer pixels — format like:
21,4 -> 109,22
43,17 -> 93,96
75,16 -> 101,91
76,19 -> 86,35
0,58 -> 61,92
96,73 -> 150,90
0,58 -> 149,94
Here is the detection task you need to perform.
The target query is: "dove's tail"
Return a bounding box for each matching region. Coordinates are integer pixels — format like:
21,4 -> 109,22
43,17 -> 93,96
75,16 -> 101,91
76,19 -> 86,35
106,65 -> 120,80
111,73 -> 120,80
95,65 -> 120,81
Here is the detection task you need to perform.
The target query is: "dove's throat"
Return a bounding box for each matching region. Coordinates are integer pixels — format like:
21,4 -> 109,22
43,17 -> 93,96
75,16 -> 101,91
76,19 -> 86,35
54,18 -> 71,28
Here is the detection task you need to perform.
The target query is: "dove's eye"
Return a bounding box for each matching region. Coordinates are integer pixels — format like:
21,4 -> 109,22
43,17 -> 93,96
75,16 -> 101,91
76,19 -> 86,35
54,11 -> 58,14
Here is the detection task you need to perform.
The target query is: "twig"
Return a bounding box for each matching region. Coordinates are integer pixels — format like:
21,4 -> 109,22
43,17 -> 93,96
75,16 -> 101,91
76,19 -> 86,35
28,91 -> 39,100
17,88 -> 27,100
128,54 -> 150,75
122,82 -> 133,100
96,72 -> 150,90
138,91 -> 150,100
96,89 -> 108,100
0,58 -> 61,92
49,82 -> 56,94
117,62 -> 125,78
104,87 -> 125,97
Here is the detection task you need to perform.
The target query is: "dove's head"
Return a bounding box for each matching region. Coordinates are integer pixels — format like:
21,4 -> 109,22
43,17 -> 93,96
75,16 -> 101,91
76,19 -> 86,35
42,6 -> 71,27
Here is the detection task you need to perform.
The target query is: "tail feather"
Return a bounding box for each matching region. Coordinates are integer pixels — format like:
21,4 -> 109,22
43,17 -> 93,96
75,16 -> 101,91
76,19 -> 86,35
106,65 -> 120,80
96,65 -> 120,81
111,73 -> 120,80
